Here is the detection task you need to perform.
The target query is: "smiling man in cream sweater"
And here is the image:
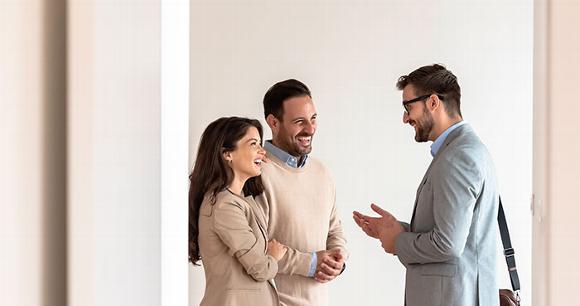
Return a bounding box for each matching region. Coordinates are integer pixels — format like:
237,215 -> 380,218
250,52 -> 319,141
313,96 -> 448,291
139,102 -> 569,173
255,79 -> 348,306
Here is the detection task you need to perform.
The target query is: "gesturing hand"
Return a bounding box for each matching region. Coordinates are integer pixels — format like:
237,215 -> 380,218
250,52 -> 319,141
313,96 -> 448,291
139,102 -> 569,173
353,203 -> 405,254
353,209 -> 381,239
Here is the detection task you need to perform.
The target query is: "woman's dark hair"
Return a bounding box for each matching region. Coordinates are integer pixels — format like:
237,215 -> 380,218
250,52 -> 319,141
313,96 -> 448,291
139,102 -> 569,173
188,117 -> 264,265
396,64 -> 462,117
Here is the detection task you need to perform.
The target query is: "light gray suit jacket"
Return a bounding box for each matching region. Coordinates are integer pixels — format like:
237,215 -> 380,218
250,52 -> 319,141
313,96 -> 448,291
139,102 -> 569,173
395,124 -> 499,306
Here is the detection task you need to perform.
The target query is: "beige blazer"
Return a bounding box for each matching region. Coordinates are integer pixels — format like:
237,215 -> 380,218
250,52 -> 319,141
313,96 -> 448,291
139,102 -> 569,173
198,190 -> 280,306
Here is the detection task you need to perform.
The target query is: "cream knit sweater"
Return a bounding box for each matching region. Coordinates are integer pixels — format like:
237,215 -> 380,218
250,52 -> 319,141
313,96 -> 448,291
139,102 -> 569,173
255,152 -> 347,306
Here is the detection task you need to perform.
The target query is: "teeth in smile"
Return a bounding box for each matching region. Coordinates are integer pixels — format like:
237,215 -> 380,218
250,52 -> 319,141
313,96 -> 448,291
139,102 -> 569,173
254,159 -> 262,165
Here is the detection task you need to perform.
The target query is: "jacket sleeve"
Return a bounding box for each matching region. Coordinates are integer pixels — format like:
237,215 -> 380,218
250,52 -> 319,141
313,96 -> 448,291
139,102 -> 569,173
254,193 -> 313,277
400,221 -> 410,232
276,247 -> 314,277
213,200 -> 278,282
395,150 -> 483,265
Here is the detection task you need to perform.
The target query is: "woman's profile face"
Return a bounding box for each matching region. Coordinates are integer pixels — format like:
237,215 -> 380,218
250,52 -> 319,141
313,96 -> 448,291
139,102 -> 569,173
228,126 -> 266,181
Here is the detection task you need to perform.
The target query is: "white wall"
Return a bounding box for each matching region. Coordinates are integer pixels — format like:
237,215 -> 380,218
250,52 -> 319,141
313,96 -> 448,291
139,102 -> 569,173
161,1 -> 190,306
189,1 -> 533,305
533,1 -> 580,305
68,1 -> 162,305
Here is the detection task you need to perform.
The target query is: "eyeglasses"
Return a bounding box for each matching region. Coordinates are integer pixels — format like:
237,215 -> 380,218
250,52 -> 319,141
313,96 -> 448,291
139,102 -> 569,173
402,94 -> 444,113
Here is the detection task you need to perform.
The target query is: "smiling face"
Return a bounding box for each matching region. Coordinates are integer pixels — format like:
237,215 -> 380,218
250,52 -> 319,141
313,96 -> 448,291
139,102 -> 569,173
268,95 -> 317,157
402,85 -> 435,143
226,126 -> 266,181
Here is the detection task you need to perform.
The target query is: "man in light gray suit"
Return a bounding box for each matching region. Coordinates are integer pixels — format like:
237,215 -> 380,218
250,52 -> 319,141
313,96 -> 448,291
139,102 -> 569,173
353,64 -> 499,306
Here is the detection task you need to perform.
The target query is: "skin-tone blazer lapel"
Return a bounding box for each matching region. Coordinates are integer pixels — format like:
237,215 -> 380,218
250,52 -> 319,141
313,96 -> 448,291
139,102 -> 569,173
244,194 -> 278,289
245,195 -> 269,250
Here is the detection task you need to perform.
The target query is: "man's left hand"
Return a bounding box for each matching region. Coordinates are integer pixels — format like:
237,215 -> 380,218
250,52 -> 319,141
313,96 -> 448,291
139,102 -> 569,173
354,203 -> 405,254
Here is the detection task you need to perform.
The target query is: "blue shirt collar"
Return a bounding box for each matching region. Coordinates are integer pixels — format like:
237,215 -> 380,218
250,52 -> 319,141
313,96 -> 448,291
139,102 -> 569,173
264,141 -> 308,168
430,121 -> 466,157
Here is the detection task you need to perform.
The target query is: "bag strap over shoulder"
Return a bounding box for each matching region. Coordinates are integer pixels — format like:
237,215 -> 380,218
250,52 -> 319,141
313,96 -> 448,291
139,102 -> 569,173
498,196 -> 521,292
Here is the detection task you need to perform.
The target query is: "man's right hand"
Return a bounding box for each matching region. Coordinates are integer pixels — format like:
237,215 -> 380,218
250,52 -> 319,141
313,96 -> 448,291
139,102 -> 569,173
314,249 -> 344,283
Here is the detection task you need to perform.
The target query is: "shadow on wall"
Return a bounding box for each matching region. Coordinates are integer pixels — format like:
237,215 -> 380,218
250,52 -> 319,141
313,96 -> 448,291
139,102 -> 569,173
41,1 -> 67,305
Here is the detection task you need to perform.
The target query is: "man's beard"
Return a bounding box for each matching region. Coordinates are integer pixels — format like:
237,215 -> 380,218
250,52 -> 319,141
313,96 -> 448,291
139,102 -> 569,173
291,133 -> 313,156
414,108 -> 434,143
276,133 -> 313,157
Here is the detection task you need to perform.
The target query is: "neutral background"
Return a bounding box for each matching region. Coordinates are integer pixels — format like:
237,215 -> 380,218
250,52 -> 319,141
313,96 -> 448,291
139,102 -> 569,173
11,0 -> 571,305
188,0 -> 533,305
4,0 -> 580,305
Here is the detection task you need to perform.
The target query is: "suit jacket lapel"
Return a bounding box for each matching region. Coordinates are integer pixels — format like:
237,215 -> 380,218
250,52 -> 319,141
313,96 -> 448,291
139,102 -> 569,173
409,124 -> 470,230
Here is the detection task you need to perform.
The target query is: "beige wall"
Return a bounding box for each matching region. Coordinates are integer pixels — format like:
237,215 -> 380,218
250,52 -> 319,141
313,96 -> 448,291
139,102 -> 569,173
533,1 -> 580,305
5,1 -> 580,305
0,1 -> 67,305
2,1 -> 188,305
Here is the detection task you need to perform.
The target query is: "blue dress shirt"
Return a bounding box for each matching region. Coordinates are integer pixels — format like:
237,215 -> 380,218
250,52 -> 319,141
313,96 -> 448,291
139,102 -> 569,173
430,121 -> 467,157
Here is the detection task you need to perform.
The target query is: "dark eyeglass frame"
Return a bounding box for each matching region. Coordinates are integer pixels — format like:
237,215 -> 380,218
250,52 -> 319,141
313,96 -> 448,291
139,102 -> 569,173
402,94 -> 445,113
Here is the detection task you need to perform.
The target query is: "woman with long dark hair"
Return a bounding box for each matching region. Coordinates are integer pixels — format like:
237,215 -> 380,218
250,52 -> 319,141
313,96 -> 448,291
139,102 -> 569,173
189,117 -> 286,306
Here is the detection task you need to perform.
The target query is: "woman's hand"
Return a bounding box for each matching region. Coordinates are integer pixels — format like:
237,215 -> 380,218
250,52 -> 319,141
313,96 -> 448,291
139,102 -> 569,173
266,239 -> 287,261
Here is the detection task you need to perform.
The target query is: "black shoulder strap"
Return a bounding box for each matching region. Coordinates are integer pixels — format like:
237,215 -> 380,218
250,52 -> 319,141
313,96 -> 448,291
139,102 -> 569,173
498,196 -> 521,292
